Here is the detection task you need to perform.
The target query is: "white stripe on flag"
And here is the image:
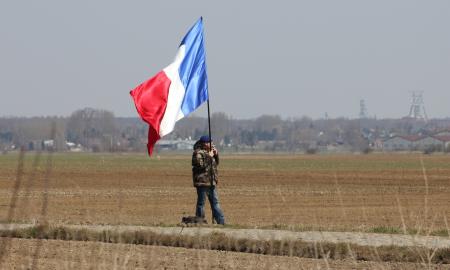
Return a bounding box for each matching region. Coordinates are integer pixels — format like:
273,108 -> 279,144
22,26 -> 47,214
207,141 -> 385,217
159,45 -> 186,137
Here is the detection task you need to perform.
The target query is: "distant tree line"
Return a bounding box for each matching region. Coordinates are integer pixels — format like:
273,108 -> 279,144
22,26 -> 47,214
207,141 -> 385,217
1,108 -> 450,153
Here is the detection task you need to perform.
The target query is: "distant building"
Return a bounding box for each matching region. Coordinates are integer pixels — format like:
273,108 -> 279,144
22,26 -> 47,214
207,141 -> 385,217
383,135 -> 422,151
43,139 -> 54,148
434,130 -> 450,136
382,132 -> 450,151
372,139 -> 384,150
66,141 -> 84,152
416,136 -> 445,150
432,135 -> 450,150
156,139 -> 196,151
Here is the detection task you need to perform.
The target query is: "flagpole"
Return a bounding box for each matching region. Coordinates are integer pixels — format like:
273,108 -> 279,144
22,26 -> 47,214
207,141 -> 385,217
207,99 -> 212,151
206,99 -> 216,224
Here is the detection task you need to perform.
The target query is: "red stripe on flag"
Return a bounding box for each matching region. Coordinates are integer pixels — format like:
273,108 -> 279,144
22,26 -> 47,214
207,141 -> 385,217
130,71 -> 171,155
146,125 -> 159,156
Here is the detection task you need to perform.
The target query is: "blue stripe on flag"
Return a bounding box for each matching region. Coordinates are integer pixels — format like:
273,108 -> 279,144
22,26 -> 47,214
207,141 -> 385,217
178,17 -> 209,116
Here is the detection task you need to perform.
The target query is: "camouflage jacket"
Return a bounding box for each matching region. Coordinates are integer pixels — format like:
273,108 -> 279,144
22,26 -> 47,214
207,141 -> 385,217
192,141 -> 219,187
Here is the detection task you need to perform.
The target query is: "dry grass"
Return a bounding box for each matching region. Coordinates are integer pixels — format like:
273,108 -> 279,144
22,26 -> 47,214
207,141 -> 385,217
4,238 -> 441,270
1,225 -> 450,264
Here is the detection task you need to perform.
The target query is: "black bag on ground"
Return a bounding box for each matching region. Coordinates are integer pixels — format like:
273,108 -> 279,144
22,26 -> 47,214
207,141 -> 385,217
181,216 -> 207,225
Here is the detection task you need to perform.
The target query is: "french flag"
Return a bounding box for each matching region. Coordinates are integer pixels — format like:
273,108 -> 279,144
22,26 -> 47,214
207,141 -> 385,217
130,18 -> 208,155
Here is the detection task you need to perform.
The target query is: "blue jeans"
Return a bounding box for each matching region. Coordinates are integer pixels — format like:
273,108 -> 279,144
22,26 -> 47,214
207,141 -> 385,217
195,186 -> 225,225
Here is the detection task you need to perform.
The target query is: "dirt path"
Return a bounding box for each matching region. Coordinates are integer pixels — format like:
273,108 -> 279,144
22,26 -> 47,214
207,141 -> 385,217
2,223 -> 450,249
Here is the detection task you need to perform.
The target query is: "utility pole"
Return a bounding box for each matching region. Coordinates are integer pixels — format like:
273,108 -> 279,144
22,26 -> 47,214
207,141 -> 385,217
408,91 -> 428,121
359,99 -> 368,119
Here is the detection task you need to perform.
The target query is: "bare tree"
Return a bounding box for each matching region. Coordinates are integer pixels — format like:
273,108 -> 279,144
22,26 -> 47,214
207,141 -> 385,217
66,108 -> 116,151
211,112 -> 231,145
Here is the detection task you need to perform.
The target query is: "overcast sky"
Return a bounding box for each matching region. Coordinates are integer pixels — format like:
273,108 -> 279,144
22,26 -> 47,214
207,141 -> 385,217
1,0 -> 449,119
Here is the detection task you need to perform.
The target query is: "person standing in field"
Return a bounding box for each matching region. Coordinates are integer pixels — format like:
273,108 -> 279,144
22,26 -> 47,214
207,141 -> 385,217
192,135 -> 225,225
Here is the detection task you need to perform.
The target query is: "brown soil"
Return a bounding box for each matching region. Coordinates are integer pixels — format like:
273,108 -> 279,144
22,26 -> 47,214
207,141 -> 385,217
1,153 -> 450,232
2,237 -> 448,270
1,153 -> 450,268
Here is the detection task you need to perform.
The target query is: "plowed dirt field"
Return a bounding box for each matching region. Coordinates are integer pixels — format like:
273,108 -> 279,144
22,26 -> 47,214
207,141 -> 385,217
1,152 -> 450,269
1,153 -> 449,232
